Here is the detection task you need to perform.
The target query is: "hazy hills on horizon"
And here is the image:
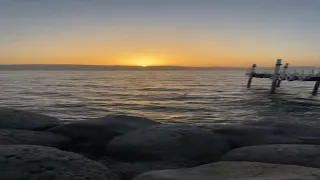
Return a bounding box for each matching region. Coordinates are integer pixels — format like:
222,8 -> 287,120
0,64 -> 318,71
0,64 -> 246,71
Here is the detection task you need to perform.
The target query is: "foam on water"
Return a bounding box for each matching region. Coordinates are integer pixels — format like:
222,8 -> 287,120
0,70 -> 319,125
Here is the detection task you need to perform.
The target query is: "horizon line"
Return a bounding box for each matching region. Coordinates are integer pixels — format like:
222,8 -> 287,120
0,64 -> 319,68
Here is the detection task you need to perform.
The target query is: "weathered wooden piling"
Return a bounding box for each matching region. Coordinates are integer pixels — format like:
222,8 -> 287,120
270,59 -> 282,94
247,64 -> 257,88
245,60 -> 319,95
312,76 -> 320,96
276,63 -> 289,88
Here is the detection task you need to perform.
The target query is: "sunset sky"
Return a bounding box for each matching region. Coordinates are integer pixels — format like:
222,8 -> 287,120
0,0 -> 319,67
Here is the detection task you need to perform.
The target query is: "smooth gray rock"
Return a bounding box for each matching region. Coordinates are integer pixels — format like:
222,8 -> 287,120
49,115 -> 160,141
0,145 -> 119,180
250,121 -> 320,137
48,115 -> 159,157
0,107 -> 60,130
0,129 -> 70,148
214,124 -> 303,148
223,144 -> 320,168
133,161 -> 320,180
106,124 -> 229,163
100,159 -> 195,180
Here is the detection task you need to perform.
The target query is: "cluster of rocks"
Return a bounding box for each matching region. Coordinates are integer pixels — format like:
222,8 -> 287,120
2,107 -> 320,180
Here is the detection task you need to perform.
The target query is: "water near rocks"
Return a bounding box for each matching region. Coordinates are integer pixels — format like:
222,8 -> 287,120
0,70 -> 319,126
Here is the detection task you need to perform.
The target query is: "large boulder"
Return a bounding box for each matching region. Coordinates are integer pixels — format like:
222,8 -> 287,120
214,124 -> 304,148
100,159 -> 194,180
0,107 -> 60,130
0,129 -> 70,148
133,161 -> 320,180
250,121 -> 320,137
49,115 -> 160,142
223,144 -> 320,168
106,124 -> 229,163
49,115 -> 159,157
0,145 -> 119,180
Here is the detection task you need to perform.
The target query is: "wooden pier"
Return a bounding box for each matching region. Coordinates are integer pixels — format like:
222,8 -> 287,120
246,59 -> 320,95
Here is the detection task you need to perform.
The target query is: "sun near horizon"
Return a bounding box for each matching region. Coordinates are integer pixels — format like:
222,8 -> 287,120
122,55 -> 165,67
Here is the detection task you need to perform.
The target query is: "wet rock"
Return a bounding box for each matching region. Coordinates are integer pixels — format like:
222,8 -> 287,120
0,107 -> 60,130
133,161 -> 320,180
0,145 -> 119,180
0,129 -> 70,148
250,121 -> 320,137
214,124 -> 303,148
49,115 -> 159,157
106,124 -> 229,163
223,144 -> 320,168
100,159 -> 196,180
49,114 -> 159,142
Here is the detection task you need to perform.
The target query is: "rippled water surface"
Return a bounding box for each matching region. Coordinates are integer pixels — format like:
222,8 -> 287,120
0,70 -> 319,125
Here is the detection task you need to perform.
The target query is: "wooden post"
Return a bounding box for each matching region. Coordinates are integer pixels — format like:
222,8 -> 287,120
271,59 -> 282,94
312,81 -> 320,96
312,74 -> 320,95
247,64 -> 257,88
276,63 -> 289,88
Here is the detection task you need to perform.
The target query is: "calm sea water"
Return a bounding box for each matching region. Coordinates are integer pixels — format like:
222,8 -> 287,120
0,70 -> 319,126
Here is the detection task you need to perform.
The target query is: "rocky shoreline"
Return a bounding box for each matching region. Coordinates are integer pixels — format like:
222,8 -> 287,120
2,107 -> 320,180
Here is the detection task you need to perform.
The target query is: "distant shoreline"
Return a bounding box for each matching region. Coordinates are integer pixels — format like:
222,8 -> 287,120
0,64 -> 317,71
0,64 -> 246,71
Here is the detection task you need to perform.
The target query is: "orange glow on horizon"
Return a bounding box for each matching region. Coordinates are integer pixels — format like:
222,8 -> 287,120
1,43 -> 319,67
2,56 -> 319,67
1,25 -> 318,67
119,55 -> 167,67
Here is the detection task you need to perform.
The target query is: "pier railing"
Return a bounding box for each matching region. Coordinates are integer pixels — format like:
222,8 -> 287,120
246,59 -> 320,95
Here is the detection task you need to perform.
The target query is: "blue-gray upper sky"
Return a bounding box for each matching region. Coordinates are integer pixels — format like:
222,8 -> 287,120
0,0 -> 319,66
